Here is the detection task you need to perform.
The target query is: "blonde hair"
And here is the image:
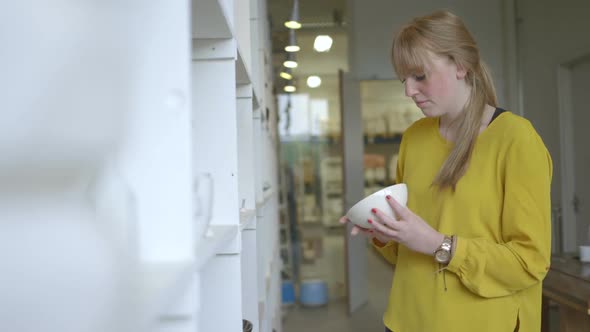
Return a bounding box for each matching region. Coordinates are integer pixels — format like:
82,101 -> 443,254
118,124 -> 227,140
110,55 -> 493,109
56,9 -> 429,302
392,10 -> 497,190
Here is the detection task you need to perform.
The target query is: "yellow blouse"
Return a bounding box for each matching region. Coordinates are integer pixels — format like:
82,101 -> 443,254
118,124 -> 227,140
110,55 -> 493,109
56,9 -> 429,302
373,112 -> 552,332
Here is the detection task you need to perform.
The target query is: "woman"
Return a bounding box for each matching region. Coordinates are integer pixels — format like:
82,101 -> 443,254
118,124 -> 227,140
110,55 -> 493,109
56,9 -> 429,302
340,10 -> 552,332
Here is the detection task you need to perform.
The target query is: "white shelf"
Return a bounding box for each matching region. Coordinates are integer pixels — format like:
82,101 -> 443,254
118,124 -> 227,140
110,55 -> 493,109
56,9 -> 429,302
195,225 -> 239,270
139,261 -> 195,325
191,0 -> 277,331
252,86 -> 261,110
240,208 -> 257,230
192,0 -> 260,109
265,260 -> 273,296
236,45 -> 252,85
256,187 -> 274,210
236,82 -> 260,112
258,301 -> 265,328
264,187 -> 274,201
236,42 -> 261,111
264,241 -> 279,294
192,0 -> 233,39
4,0 -> 276,331
259,250 -> 281,332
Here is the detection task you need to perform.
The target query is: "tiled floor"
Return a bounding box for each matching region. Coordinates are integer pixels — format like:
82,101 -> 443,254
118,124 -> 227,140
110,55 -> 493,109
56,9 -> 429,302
283,247 -> 393,332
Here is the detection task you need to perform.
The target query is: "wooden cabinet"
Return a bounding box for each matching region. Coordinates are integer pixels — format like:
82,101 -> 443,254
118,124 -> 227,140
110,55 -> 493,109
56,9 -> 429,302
542,256 -> 590,332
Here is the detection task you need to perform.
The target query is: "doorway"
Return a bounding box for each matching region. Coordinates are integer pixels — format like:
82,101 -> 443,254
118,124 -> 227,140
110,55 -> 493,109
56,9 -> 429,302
558,51 -> 590,251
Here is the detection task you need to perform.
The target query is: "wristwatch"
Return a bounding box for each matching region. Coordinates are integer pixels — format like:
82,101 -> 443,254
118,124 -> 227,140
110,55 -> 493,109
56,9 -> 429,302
434,235 -> 453,264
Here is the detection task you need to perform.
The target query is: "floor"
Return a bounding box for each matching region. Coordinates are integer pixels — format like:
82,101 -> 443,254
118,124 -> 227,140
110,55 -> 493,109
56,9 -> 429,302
282,246 -> 560,332
283,247 -> 393,332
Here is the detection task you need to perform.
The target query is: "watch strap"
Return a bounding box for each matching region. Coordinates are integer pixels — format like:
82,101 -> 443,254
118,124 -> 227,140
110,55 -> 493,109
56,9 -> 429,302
434,235 -> 453,264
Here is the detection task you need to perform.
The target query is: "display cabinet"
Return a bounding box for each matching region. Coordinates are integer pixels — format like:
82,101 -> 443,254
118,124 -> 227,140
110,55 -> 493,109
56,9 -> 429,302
192,0 -> 280,331
2,1 -> 279,332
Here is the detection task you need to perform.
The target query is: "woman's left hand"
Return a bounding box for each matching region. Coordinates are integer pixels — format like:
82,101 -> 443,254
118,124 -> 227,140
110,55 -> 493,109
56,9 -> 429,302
369,195 -> 444,256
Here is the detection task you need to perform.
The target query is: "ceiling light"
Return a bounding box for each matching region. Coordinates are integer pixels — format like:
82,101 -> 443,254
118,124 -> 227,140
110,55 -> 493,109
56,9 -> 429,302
306,76 -> 322,88
284,21 -> 302,29
313,35 -> 333,52
285,30 -> 300,52
283,53 -> 298,68
280,69 -> 293,80
283,60 -> 298,68
285,45 -> 300,52
284,0 -> 301,29
284,85 -> 296,93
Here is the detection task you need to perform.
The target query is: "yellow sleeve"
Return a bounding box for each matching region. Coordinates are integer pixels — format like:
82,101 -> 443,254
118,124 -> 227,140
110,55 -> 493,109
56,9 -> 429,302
372,238 -> 399,265
395,133 -> 406,184
447,125 -> 552,298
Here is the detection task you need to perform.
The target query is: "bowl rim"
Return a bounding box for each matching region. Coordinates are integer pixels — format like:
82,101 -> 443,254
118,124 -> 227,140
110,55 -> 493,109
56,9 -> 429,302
347,183 -> 407,213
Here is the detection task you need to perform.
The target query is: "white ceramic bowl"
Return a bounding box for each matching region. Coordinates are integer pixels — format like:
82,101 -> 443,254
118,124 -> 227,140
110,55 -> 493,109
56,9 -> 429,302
345,183 -> 407,229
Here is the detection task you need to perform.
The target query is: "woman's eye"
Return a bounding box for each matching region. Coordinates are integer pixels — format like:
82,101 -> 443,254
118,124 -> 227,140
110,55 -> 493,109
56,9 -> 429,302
401,74 -> 424,84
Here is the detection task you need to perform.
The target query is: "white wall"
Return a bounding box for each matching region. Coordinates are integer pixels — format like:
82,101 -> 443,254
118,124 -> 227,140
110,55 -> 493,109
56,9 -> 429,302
348,0 -> 509,106
517,0 -> 590,202
516,0 -> 590,251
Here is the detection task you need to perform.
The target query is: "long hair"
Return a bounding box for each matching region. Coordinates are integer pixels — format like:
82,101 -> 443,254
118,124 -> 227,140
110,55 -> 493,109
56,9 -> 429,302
392,10 -> 497,190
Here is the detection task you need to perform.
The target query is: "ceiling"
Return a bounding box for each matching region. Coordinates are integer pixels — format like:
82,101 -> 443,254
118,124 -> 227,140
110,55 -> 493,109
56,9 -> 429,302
268,0 -> 348,91
267,1 -> 425,137
268,0 -> 347,41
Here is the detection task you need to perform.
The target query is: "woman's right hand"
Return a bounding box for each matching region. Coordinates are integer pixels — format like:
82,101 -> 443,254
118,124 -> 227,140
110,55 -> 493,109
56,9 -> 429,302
338,216 -> 391,245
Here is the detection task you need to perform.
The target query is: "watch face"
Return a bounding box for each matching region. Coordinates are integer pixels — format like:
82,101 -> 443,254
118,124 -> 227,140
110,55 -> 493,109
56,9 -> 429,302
435,250 -> 450,263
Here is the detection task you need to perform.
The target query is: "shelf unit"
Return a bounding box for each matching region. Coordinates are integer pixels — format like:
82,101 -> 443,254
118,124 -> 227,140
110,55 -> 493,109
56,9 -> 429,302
2,1 -> 279,332
192,1 -> 280,332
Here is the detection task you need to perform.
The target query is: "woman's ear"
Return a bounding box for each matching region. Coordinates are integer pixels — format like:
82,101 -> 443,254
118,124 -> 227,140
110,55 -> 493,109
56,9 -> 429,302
456,63 -> 468,80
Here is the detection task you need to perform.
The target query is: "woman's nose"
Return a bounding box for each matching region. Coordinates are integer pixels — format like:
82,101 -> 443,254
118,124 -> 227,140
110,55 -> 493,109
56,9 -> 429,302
405,81 -> 417,97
